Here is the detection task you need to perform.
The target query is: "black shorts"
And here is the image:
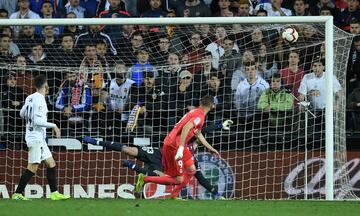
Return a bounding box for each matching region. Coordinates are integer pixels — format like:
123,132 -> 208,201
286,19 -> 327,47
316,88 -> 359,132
136,146 -> 163,171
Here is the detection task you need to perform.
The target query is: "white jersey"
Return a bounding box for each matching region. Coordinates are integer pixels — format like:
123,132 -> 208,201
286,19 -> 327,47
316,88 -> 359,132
109,78 -> 135,121
234,76 -> 269,115
20,92 -> 55,141
298,72 -> 342,109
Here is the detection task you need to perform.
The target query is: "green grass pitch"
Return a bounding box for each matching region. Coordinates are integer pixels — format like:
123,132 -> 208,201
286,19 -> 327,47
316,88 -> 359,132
1,199 -> 359,216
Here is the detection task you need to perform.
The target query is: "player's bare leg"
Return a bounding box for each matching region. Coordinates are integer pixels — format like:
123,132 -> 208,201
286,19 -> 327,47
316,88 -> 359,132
44,157 -> 70,200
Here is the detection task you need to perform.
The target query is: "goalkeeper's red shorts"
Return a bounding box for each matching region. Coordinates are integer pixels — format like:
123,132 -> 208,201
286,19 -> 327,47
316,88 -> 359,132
162,144 -> 194,177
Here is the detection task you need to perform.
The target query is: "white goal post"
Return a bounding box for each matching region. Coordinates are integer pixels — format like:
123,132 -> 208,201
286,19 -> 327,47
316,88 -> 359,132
0,16 -> 343,200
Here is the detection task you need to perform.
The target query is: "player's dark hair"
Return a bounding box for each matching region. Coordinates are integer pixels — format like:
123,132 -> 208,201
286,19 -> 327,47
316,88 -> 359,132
200,95 -> 215,108
34,74 -> 47,89
0,8 -> 8,16
256,9 -> 267,16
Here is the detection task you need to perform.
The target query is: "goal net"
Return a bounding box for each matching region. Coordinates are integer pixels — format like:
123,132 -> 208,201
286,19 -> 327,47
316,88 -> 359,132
0,18 -> 357,200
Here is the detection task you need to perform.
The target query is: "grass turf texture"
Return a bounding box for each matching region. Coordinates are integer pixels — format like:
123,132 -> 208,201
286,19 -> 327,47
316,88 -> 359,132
1,199 -> 359,216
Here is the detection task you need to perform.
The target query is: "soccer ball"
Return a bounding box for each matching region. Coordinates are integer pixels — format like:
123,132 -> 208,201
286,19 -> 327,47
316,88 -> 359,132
282,27 -> 299,44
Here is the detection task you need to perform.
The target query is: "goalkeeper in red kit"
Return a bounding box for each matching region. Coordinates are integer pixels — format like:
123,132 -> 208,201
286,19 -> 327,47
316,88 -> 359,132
134,95 -> 220,198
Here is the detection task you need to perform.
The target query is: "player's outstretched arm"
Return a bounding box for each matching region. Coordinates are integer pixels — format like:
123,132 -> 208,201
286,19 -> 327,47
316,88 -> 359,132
195,132 -> 220,157
82,137 -> 139,157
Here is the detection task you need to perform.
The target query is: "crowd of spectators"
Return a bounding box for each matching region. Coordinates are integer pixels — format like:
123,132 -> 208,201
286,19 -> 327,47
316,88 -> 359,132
0,0 -> 359,139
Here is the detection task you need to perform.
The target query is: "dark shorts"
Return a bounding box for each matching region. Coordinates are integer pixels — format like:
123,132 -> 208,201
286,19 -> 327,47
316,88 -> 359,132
135,146 -> 163,171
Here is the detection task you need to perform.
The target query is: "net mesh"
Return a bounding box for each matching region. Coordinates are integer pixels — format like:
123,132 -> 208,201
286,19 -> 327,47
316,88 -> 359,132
0,21 -> 356,199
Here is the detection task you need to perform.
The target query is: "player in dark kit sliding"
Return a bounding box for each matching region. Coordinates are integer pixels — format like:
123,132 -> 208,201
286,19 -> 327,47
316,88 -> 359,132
83,119 -> 233,199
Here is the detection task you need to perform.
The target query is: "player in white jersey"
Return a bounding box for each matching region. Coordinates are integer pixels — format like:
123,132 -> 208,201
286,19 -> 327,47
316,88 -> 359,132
12,75 -> 70,201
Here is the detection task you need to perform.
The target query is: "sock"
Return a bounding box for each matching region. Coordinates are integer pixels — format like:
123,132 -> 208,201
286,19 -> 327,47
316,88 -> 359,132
144,175 -> 180,185
15,169 -> 35,194
99,141 -> 124,151
194,170 -> 218,196
46,167 -> 58,193
132,165 -> 159,176
171,170 -> 195,198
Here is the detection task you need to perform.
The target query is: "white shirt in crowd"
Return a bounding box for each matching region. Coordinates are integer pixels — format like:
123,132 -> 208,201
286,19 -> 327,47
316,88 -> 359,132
20,92 -> 55,142
205,42 -> 239,70
9,10 -> 41,19
298,72 -> 342,109
109,78 -> 135,121
234,76 -> 269,116
253,3 -> 292,16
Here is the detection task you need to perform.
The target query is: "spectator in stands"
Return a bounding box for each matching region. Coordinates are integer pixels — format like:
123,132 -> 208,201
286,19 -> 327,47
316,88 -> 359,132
152,34 -> 170,66
309,0 -> 335,16
14,55 -> 36,96
16,25 -> 40,55
1,72 -> 24,109
0,34 -> 16,63
27,42 -> 49,66
347,82 -> 360,131
280,51 -> 304,99
55,71 -> 92,127
347,36 -> 360,95
183,31 -> 204,74
0,1 -> 17,15
1,27 -> 20,57
231,49 -> 256,91
1,72 -> 25,132
142,0 -> 166,17
298,57 -> 342,111
336,0 -> 360,32
258,72 -> 293,128
214,0 -> 233,17
219,36 -> 240,87
129,46 -> 156,87
10,0 -> 41,37
118,31 -> 143,66
234,61 -> 269,129
39,0 -> 55,18
127,71 -> 166,132
201,72 -> 232,121
80,0 -> 102,17
52,33 -> 80,67
99,0 -> 130,37
175,0 -> 212,17
292,0 -> 309,16
58,0 -> 90,18
256,42 -> 278,81
168,70 -> 200,126
108,61 -> 135,127
350,18 -> 360,35
256,9 -> 268,16
63,12 -> 82,37
195,24 -> 214,47
257,0 -> 292,16
319,6 -> 334,16
75,23 -> 117,56
0,8 -> 8,18
195,50 -> 216,84
114,24 -> 136,48
42,25 -> 60,54
158,52 -> 182,88
237,0 -> 250,16
9,0 -> 40,19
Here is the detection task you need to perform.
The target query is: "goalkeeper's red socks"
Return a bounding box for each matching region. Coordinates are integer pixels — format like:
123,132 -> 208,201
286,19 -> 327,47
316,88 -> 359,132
144,175 -> 180,185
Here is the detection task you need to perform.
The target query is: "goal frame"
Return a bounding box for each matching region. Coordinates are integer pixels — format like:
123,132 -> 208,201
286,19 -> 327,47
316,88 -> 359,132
0,16 -> 335,200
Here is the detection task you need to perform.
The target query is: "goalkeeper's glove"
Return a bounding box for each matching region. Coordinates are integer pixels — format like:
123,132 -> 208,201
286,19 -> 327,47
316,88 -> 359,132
83,136 -> 98,145
122,160 -> 135,169
175,146 -> 184,161
222,120 -> 234,130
